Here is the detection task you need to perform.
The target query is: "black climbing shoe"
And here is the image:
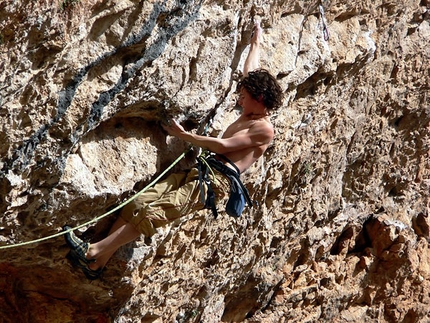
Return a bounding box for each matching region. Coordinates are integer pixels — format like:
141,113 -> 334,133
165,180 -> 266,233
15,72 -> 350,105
66,250 -> 103,280
62,225 -> 94,265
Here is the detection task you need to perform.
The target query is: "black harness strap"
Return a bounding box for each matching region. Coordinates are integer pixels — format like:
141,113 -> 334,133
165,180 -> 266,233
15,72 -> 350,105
197,153 -> 253,218
206,155 -> 253,207
197,156 -> 218,218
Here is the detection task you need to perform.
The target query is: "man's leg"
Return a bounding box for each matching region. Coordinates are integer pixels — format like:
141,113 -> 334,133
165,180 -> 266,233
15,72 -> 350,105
64,170 -> 201,276
243,20 -> 262,77
87,217 -> 140,270
84,172 -> 190,270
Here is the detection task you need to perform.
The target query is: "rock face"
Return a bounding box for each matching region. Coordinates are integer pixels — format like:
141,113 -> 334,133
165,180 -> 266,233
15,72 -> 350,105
0,0 -> 429,322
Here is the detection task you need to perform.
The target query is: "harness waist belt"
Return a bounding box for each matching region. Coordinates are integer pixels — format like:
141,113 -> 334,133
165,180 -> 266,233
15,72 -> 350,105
205,156 -> 240,178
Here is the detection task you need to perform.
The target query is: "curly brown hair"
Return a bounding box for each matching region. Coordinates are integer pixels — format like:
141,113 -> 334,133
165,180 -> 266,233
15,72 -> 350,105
237,69 -> 284,111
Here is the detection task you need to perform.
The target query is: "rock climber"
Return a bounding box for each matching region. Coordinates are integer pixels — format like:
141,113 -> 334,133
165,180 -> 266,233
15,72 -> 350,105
63,21 -> 284,280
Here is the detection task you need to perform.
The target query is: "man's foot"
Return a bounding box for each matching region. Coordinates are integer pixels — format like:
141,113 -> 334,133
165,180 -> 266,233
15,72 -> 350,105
66,250 -> 103,280
62,225 -> 94,265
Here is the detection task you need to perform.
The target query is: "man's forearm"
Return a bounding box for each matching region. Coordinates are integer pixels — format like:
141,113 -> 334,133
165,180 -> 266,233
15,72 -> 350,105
243,43 -> 260,77
243,21 -> 261,76
163,119 -> 240,154
177,131 -> 225,153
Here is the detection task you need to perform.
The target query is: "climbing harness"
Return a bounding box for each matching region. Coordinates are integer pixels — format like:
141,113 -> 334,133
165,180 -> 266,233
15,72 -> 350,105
0,150 -> 188,250
197,151 -> 253,218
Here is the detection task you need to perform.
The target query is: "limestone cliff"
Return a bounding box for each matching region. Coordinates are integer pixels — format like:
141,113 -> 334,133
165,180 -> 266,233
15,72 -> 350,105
0,0 -> 429,322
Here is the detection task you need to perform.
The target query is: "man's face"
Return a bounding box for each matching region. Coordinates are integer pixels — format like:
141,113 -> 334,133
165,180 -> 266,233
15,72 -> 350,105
238,88 -> 254,109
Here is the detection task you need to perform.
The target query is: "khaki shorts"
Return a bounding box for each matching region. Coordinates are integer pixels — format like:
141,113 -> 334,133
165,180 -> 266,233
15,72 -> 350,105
120,167 -> 230,237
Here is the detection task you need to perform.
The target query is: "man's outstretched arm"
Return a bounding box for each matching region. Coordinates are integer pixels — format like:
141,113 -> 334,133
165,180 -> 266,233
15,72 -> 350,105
162,119 -> 273,155
243,21 -> 262,77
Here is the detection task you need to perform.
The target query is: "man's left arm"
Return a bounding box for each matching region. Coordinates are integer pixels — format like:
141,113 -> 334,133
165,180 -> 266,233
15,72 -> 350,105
163,120 -> 273,154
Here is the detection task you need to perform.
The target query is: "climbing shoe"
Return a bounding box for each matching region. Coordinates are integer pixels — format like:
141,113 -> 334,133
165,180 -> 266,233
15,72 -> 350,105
62,225 -> 94,265
66,250 -> 103,280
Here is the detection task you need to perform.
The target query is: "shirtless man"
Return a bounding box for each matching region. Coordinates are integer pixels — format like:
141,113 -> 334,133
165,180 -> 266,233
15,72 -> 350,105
63,21 -> 283,279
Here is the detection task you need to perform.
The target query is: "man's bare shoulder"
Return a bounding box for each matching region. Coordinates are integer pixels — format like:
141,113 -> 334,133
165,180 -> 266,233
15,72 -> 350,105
248,117 -> 274,139
223,115 -> 273,141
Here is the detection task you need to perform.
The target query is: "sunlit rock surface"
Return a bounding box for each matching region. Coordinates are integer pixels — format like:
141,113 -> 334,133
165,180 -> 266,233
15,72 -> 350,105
0,0 -> 429,322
